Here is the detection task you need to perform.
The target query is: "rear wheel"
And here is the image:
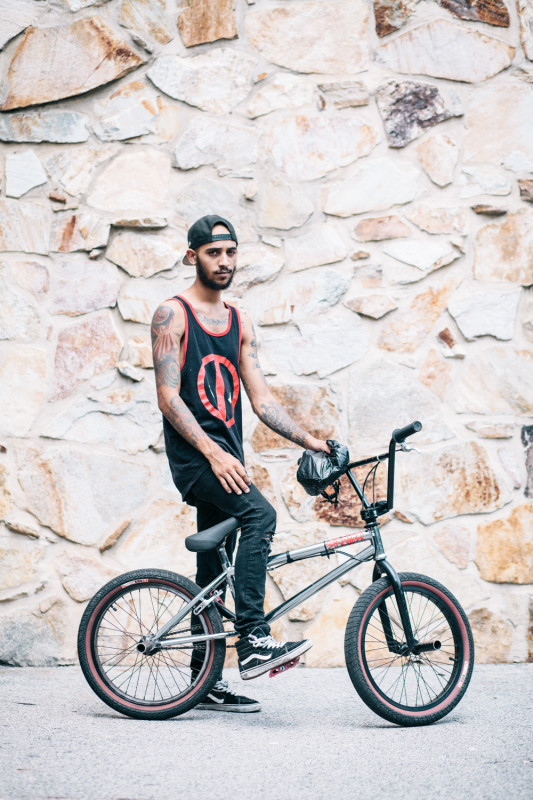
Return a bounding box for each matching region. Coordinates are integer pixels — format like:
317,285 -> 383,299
78,569 -> 226,720
345,572 -> 474,726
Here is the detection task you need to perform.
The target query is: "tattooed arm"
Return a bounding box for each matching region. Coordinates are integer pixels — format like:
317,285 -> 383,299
151,301 -> 250,494
239,311 -> 330,452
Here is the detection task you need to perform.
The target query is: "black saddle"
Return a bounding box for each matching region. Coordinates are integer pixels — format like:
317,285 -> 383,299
185,517 -> 239,552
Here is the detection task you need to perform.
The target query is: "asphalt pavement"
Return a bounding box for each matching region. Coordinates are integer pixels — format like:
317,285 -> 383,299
1,664 -> 532,800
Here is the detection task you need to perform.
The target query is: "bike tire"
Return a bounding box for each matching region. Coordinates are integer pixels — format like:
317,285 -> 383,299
78,569 -> 226,720
344,572 -> 474,727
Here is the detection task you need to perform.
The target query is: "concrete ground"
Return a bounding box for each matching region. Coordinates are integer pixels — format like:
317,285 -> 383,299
1,664 -> 531,800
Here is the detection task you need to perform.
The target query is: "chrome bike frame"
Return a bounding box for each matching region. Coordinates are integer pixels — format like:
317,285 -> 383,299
149,422 -> 425,656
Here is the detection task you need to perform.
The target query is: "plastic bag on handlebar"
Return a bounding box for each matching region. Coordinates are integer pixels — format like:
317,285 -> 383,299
296,440 -> 350,496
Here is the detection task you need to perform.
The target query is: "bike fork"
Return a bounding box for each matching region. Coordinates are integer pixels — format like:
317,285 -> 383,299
372,560 -> 417,655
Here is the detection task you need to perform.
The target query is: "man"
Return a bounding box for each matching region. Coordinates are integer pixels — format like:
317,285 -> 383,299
151,215 -> 330,713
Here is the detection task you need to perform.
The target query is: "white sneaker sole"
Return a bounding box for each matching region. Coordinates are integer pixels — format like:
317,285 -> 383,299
196,702 -> 262,713
239,640 -> 313,681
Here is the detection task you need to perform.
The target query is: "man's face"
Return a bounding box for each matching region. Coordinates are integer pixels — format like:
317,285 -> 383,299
190,223 -> 237,291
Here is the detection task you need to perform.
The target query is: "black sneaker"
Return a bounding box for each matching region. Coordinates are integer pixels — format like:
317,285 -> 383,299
196,680 -> 261,713
236,633 -> 312,680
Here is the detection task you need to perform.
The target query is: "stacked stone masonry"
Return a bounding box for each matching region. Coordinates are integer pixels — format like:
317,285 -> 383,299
0,0 -> 531,667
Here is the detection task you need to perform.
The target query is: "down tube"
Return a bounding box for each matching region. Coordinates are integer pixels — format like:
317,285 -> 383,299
265,545 -> 375,625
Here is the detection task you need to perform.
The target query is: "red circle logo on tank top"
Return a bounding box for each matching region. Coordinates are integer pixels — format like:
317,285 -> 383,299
197,354 -> 239,428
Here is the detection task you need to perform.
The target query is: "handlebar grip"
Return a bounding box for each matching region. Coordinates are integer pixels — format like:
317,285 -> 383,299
392,421 -> 422,443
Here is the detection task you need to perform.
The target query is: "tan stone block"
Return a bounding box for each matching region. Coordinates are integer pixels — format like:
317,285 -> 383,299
344,294 -> 397,320
348,360 -> 453,452
0,199 -> 51,255
474,209 -> 533,285
476,503 -> 533,583
0,346 -> 47,436
419,349 -> 452,400
0,542 -> 43,590
52,312 -> 123,400
454,346 -> 533,415
87,149 -> 170,216
16,446 -> 151,547
99,519 -> 131,552
257,176 -> 313,231
465,422 -> 514,439
116,498 -> 197,575
120,0 -> 174,45
56,552 -> 119,602
281,469 -> 318,524
251,385 -> 339,452
304,584 -> 358,667
245,1 -> 369,74
263,114 -> 378,182
127,334 -> 153,368
247,463 -> 275,507
178,0 -> 237,47
354,216 -> 410,242
106,229 -> 184,277
433,523 -> 470,569
416,133 -> 458,187
11,260 -> 49,298
376,19 -> 514,83
49,257 -> 121,317
0,17 -> 146,111
398,441 -> 513,525
0,601 -> 70,665
464,81 -> 533,168
469,608 -> 512,663
378,279 -> 458,353
406,205 -> 467,235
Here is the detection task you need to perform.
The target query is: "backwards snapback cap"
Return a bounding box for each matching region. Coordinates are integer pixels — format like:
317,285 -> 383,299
182,214 -> 238,265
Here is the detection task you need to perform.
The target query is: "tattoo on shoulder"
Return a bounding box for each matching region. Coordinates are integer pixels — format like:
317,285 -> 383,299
152,305 -> 178,363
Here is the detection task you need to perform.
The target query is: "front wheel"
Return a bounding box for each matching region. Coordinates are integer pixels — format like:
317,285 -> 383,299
344,572 -> 474,726
78,569 -> 226,720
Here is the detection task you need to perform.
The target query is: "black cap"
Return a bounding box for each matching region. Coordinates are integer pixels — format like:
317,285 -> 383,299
182,214 -> 238,265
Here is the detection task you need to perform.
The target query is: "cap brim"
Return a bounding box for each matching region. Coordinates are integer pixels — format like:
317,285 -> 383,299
182,253 -> 194,266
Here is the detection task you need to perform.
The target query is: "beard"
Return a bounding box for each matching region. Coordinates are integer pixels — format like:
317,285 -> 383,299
196,254 -> 235,291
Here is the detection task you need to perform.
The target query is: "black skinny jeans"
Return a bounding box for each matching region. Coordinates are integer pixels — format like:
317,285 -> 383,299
186,468 -> 276,640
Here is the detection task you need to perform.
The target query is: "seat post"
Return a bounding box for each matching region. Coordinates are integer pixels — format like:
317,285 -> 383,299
217,542 -> 236,599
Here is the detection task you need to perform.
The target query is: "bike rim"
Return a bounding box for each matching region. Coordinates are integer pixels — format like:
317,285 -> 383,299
360,583 -> 464,713
89,581 -> 214,707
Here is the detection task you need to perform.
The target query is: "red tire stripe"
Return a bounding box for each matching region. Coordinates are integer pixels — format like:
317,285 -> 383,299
357,580 -> 471,718
84,581 -> 215,712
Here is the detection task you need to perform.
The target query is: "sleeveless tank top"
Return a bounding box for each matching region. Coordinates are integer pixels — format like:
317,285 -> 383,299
163,295 -> 244,499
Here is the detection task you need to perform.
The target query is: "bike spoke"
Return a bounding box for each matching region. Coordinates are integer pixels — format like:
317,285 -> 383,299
93,582 -> 214,705
363,586 -> 459,710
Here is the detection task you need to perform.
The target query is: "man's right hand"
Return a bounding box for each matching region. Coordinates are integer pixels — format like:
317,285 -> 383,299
208,448 -> 251,495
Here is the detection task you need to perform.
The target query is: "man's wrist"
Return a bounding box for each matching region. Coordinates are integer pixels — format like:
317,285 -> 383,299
200,438 -> 223,462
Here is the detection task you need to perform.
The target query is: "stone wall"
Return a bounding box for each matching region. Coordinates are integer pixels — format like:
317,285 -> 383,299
0,0 -> 532,666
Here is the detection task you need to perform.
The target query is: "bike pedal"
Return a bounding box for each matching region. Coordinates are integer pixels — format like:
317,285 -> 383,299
269,657 -> 300,678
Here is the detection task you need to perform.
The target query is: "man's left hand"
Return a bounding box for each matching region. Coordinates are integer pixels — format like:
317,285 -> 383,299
306,437 -> 330,453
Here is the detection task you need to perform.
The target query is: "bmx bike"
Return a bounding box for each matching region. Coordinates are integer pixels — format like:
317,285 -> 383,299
78,421 -> 474,726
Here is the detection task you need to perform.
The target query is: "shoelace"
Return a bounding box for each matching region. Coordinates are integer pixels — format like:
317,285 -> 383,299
248,633 -> 284,650
213,679 -> 237,696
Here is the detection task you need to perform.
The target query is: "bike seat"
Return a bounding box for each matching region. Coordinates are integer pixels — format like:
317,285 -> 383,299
185,517 -> 239,552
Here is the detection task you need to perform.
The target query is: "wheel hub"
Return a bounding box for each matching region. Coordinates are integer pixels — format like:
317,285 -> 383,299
136,635 -> 160,655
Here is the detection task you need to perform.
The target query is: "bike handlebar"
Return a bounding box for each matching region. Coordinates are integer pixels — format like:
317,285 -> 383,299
391,420 -> 422,443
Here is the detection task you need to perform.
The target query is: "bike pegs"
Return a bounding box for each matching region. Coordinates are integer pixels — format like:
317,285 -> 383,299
269,657 -> 301,678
